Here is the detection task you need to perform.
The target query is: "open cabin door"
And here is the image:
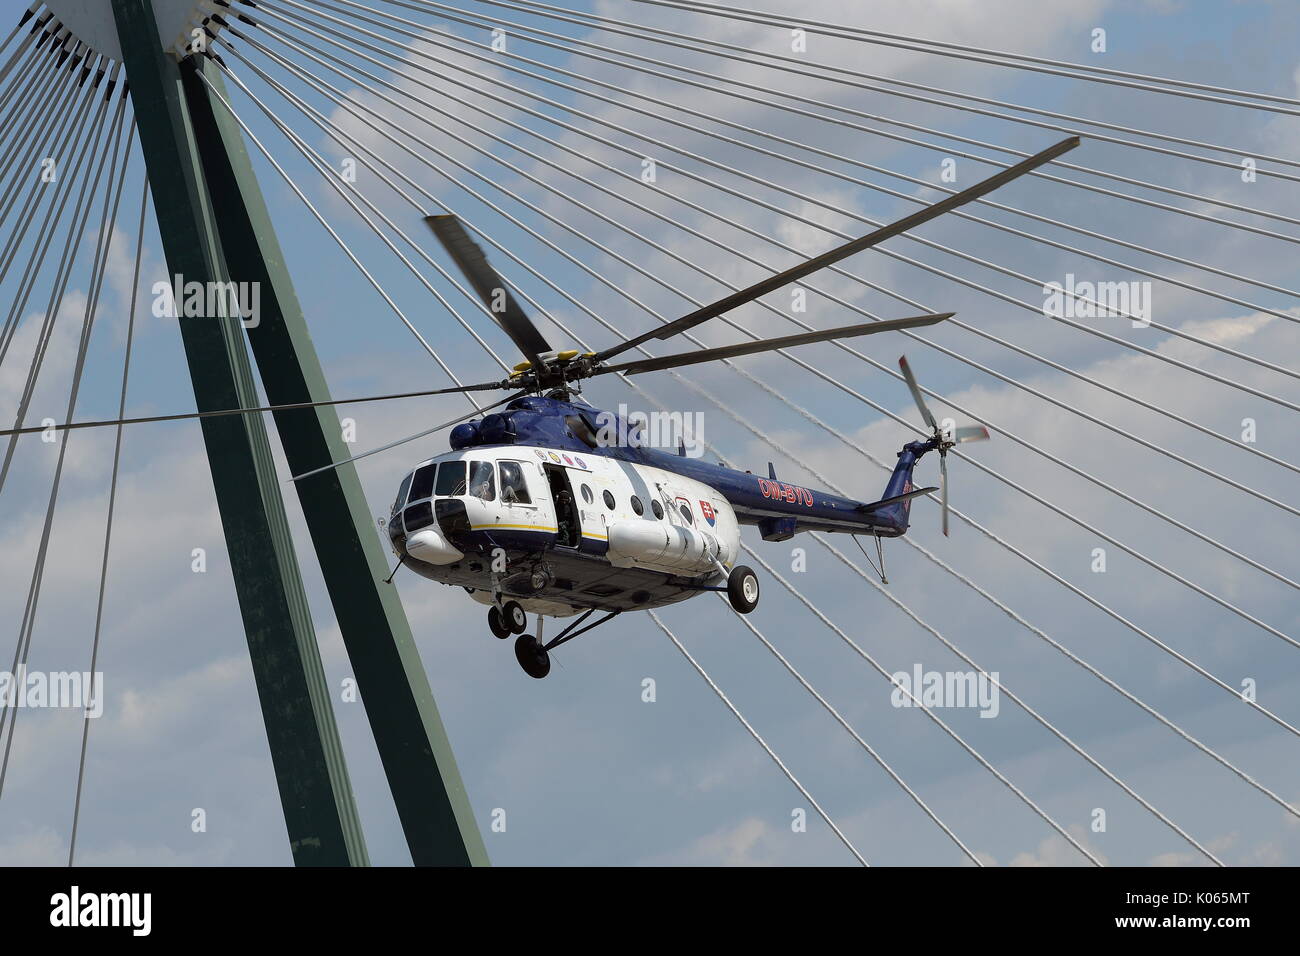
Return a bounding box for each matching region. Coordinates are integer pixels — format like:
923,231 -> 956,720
543,463 -> 581,548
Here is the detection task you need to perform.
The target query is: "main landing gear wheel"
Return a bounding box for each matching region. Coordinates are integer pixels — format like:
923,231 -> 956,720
487,605 -> 512,640
502,600 -> 527,634
727,565 -> 760,614
514,634 -> 551,679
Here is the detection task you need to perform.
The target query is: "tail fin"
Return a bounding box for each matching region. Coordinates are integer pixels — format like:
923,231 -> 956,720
878,441 -> 931,529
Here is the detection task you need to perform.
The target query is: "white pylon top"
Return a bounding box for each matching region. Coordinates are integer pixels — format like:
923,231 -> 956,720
41,0 -> 225,62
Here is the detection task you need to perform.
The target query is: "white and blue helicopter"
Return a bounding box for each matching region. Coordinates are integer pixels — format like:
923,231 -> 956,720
378,138 -> 1076,677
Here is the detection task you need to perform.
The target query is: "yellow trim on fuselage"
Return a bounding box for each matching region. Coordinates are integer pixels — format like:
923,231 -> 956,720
470,523 -> 558,533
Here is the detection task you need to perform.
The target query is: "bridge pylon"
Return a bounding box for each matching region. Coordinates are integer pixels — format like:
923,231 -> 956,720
104,0 -> 486,866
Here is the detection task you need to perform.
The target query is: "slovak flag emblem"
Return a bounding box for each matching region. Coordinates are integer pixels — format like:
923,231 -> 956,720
699,500 -> 716,526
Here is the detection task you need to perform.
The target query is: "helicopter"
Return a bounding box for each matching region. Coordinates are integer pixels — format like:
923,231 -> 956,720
368,137 -> 1079,678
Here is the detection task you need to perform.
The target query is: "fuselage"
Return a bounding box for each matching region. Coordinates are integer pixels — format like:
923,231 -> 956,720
385,394 -> 924,617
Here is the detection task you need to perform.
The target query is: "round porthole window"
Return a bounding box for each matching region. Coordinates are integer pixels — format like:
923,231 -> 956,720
603,490 -> 616,510
679,503 -> 694,524
651,500 -> 664,519
630,495 -> 644,516
580,484 -> 594,504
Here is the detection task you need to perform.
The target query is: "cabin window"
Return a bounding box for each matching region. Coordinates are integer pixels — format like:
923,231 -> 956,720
392,473 -> 413,513
469,460 -> 496,501
499,461 -> 531,504
651,499 -> 664,520
603,490 -> 616,510
435,461 -> 466,497
630,495 -> 644,516
580,484 -> 594,504
679,503 -> 694,524
409,464 -> 437,502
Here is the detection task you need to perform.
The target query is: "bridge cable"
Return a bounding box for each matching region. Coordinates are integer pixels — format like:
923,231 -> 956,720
243,3 -> 1300,410
674,370 -> 1300,742
223,23 -> 1300,491
649,611 -> 870,866
0,65 -> 118,494
209,51 -> 994,859
465,0 -> 1300,180
208,24 -> 1297,845
398,0 -> 1300,229
0,54 -> 102,366
216,33 -> 1300,648
0,102 -> 132,800
627,0 -> 1300,114
226,56 -> 1259,859
193,80 -> 486,415
68,176 -> 150,866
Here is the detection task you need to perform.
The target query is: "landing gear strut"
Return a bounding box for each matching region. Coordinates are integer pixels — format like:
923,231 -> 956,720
510,608 -> 621,678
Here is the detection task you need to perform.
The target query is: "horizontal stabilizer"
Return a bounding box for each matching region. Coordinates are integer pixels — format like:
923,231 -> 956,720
858,486 -> 939,513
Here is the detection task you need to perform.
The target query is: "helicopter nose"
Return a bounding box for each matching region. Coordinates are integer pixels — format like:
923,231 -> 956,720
384,513 -> 404,547
405,526 -> 464,566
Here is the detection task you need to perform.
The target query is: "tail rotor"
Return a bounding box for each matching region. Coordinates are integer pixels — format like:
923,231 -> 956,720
898,356 -> 990,535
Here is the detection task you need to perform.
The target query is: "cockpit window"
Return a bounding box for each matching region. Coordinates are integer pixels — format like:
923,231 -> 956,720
409,464 -> 437,502
499,461 -> 531,504
392,473 -> 412,513
435,461 -> 467,496
468,460 -> 495,501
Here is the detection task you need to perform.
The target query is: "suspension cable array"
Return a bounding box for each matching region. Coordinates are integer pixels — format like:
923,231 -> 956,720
1,0 -> 1295,866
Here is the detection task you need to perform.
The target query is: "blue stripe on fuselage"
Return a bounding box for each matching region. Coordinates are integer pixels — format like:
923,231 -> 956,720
638,448 -> 910,537
451,395 -> 929,539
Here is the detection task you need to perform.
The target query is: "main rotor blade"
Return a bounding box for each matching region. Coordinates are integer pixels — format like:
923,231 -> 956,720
291,390 -> 528,482
898,355 -> 938,431
940,452 -> 950,537
425,214 -> 553,367
598,312 -> 951,377
0,379 -> 511,438
593,136 -> 1079,363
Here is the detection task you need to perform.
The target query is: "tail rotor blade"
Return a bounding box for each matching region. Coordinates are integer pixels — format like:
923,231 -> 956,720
953,425 -> 990,444
898,355 -> 938,432
940,452 -> 950,537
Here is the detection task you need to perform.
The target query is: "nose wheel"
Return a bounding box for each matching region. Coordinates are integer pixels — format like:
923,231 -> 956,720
488,600 -> 527,639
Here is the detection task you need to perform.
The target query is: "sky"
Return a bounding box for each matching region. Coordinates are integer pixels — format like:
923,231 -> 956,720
0,0 -> 1298,866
